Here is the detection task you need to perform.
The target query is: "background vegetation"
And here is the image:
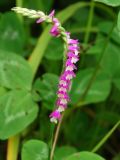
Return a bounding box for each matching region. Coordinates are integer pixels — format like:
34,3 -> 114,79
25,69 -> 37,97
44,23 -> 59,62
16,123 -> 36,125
0,0 -> 120,160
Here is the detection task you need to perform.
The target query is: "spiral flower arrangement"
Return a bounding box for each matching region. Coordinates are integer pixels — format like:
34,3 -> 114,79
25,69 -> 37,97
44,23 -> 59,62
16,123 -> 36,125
12,7 -> 80,123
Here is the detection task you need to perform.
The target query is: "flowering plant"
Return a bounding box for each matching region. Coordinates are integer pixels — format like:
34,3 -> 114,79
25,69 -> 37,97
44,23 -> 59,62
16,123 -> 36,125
12,7 -> 80,124
0,1 -> 120,160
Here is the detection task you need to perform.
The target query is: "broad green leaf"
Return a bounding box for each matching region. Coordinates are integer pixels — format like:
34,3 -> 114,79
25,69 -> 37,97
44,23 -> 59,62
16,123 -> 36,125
0,90 -> 38,139
33,73 -> 58,110
70,69 -> 111,105
0,12 -> 26,54
94,0 -> 120,6
0,51 -> 33,90
22,140 -> 48,160
45,38 -> 64,60
54,146 -> 77,160
65,151 -> 105,160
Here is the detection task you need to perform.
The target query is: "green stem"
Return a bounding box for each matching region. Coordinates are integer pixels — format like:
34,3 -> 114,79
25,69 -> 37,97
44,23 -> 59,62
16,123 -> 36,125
16,0 -> 23,22
92,121 -> 120,152
81,0 -> 95,66
7,135 -> 20,160
49,124 -> 55,151
50,114 -> 64,160
84,0 -> 95,44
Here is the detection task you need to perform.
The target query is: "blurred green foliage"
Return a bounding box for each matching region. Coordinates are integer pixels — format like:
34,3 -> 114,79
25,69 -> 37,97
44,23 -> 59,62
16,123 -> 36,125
0,0 -> 120,160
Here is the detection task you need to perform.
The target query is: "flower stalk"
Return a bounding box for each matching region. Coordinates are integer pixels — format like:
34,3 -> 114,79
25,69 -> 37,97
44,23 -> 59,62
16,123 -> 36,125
11,6 -> 80,160
12,7 -> 80,124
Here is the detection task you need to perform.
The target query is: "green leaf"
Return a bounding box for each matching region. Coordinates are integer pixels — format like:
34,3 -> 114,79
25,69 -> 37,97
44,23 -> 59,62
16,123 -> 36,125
0,51 -> 33,90
0,86 -> 6,96
117,11 -> 120,31
70,69 -> 111,105
96,111 -> 120,125
22,140 -> 49,160
86,34 -> 104,54
0,12 -> 26,54
100,42 -> 120,90
112,68 -> 120,90
87,33 -> 120,91
64,151 -> 105,160
94,0 -> 120,6
45,38 -> 64,60
33,73 -> 59,110
0,90 -> 38,139
100,43 -> 120,77
64,112 -> 89,148
54,146 -> 77,160
98,22 -> 120,45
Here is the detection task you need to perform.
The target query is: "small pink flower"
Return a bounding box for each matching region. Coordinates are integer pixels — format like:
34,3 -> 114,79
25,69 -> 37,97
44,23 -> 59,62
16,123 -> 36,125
50,18 -> 60,37
49,10 -> 55,17
36,17 -> 46,23
37,10 -> 55,23
68,39 -> 79,44
50,24 -> 60,37
49,110 -> 61,123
